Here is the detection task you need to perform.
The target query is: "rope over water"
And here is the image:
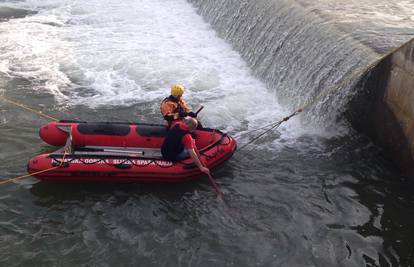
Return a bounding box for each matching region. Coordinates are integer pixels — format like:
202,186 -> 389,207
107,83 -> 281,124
0,40 -> 406,186
237,109 -> 302,151
0,95 -> 59,121
235,41 -> 407,152
0,151 -> 68,185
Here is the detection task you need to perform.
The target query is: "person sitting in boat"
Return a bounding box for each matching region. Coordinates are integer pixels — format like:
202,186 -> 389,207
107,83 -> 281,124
161,117 -> 210,175
160,84 -> 198,128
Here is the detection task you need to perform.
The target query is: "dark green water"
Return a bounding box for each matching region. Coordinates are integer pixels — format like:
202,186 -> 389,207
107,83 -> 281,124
2,75 -> 414,266
1,1 -> 414,266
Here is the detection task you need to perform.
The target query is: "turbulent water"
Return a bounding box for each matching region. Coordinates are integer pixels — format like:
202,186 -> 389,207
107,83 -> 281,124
189,0 -> 414,131
0,0 -> 414,266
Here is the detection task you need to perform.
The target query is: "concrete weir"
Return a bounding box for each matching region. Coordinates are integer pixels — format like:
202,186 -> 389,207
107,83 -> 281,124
350,38 -> 414,177
189,0 -> 414,177
384,40 -> 414,177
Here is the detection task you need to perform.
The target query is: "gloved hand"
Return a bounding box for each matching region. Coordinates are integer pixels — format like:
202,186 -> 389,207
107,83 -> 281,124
178,110 -> 188,118
188,111 -> 197,118
164,115 -> 174,122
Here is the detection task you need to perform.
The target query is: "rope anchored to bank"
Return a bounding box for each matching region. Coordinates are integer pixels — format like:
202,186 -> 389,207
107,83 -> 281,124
235,40 -> 408,152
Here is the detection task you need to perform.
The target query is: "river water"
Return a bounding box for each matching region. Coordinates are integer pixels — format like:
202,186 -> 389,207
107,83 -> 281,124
0,0 -> 414,266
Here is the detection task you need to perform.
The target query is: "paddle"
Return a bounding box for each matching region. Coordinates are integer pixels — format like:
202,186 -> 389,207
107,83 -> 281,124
194,145 -> 223,199
206,172 -> 224,199
195,105 -> 204,115
193,106 -> 225,199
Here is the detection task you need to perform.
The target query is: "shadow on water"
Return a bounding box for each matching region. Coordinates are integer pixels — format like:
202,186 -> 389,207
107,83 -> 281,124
29,180 -> 203,206
347,174 -> 414,266
28,165 -> 242,218
28,161 -> 247,228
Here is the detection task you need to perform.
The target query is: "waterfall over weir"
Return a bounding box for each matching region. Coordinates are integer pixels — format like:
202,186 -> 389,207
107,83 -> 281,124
188,0 -> 412,130
189,0 -> 414,175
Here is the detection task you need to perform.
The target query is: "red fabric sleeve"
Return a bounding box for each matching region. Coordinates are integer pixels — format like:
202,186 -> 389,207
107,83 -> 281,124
182,134 -> 195,150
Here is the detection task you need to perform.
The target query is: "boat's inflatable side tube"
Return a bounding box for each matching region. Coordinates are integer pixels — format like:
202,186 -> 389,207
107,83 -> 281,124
39,121 -> 72,146
39,121 -> 170,147
27,134 -> 237,182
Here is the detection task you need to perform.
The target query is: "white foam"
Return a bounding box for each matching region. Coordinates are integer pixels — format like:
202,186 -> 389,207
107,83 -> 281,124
0,0 -> 293,135
0,11 -> 73,99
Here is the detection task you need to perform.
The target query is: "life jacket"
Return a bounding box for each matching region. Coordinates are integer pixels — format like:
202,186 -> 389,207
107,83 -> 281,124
161,124 -> 190,161
161,96 -> 186,116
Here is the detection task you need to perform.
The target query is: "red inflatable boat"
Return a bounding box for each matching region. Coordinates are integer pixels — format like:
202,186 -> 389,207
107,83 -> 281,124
27,120 -> 236,182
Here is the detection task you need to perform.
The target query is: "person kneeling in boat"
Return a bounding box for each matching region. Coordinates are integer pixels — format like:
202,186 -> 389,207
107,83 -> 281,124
161,117 -> 210,175
160,84 -> 200,128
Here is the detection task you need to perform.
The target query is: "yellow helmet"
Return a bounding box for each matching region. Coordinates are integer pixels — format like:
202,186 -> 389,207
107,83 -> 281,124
171,84 -> 185,97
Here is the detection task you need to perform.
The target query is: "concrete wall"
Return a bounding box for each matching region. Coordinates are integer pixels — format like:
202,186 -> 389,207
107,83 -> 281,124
349,38 -> 414,177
